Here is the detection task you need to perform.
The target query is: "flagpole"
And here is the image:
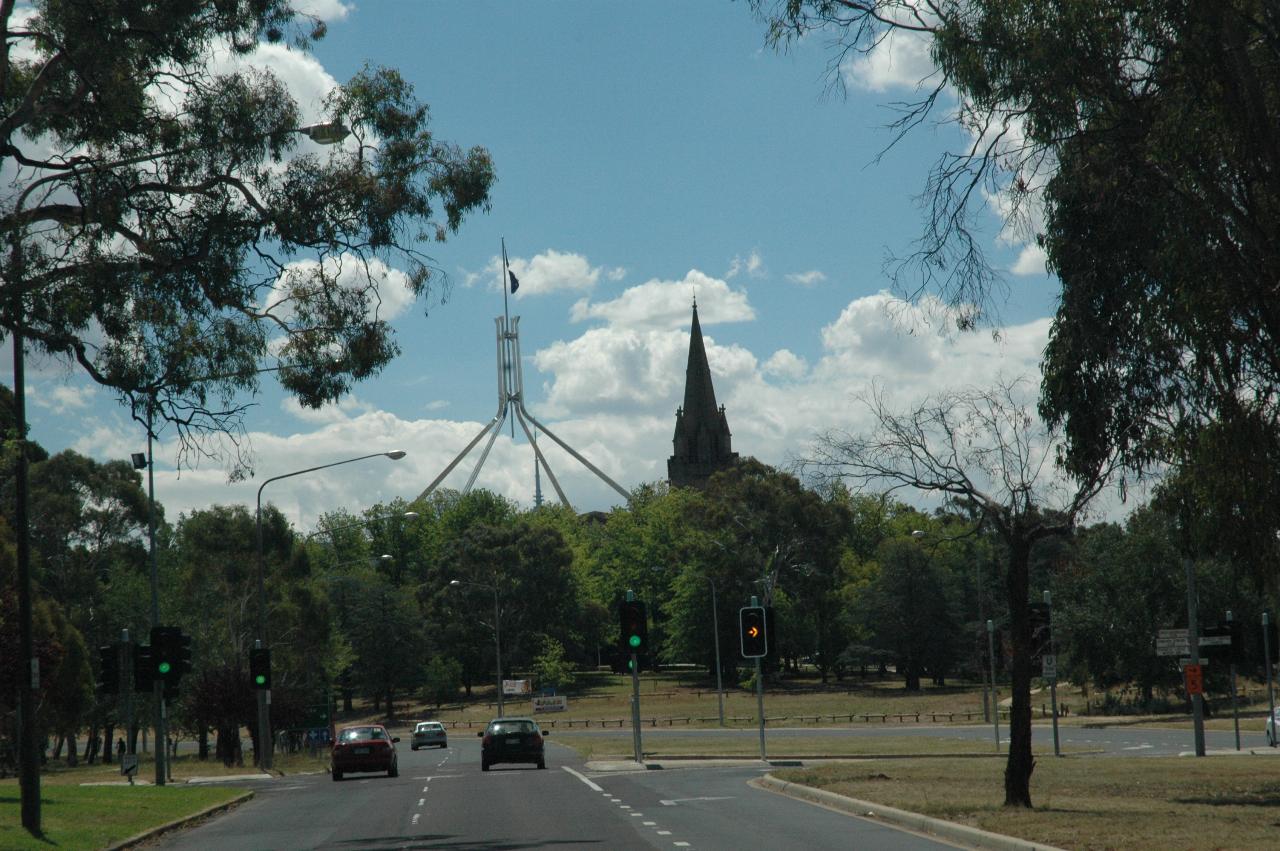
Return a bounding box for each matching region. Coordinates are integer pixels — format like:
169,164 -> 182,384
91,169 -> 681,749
500,238 -> 515,437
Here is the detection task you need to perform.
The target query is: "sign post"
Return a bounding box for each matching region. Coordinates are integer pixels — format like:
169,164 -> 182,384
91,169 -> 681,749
1043,590 -> 1060,757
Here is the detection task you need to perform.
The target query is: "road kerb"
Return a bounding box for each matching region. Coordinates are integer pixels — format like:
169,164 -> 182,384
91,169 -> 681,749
753,774 -> 1066,851
102,789 -> 254,850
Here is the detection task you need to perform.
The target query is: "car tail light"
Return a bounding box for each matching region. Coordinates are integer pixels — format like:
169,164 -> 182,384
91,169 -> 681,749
482,734 -> 492,747
531,734 -> 543,746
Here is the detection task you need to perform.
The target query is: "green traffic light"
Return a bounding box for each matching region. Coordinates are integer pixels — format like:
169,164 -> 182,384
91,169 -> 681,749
158,661 -> 171,674
255,675 -> 266,685
628,634 -> 641,648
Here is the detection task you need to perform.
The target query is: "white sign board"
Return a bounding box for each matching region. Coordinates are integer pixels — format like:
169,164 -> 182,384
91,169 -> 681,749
120,753 -> 138,776
1156,629 -> 1190,656
1041,654 -> 1057,680
532,695 -> 568,713
503,679 -> 530,696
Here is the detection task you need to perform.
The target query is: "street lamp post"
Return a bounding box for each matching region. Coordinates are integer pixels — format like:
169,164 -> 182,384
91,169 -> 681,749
254,450 -> 405,769
707,577 -> 725,727
449,579 -> 503,718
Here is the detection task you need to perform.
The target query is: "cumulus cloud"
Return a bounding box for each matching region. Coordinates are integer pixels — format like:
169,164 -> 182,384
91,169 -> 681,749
840,28 -> 939,93
763,349 -> 809,381
1010,244 -> 1048,276
569,269 -> 754,329
465,250 -> 619,297
264,253 -> 417,324
294,0 -> 354,21
281,392 -> 376,424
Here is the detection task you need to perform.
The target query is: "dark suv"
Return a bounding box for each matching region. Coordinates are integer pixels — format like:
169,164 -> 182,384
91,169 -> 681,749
479,717 -> 548,771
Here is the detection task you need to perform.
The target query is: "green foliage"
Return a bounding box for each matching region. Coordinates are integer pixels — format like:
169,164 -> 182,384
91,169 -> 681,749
421,657 -> 463,709
0,2 -> 494,475
531,636 -> 576,692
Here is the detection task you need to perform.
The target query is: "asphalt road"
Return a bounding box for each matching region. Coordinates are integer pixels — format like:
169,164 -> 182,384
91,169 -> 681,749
148,734 -> 958,850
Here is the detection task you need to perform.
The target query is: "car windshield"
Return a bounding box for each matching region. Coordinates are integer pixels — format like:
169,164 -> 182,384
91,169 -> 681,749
417,723 -> 441,731
490,721 -> 536,735
341,727 -> 385,742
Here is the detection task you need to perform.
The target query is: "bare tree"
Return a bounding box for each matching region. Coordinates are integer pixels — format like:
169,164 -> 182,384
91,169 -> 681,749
803,376 -> 1118,807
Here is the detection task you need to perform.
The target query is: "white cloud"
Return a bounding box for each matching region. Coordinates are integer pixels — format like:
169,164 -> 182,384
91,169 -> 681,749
1011,244 -> 1048,276
840,28 -> 938,93
467,250 -> 612,296
569,269 -> 754,329
30,383 -> 95,414
763,349 -> 808,381
727,249 -> 765,279
293,0 -> 354,21
264,253 -> 417,324
281,392 -> 376,424
786,270 -> 826,287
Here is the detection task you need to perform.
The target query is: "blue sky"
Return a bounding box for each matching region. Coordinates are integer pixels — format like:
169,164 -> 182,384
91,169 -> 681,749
15,1 -> 1065,529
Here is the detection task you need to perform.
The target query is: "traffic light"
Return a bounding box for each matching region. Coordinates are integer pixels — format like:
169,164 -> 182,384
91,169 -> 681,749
174,631 -> 193,679
618,600 -> 648,654
250,647 -> 272,689
739,606 -> 767,658
98,645 -> 120,694
133,643 -> 154,691
150,626 -> 187,684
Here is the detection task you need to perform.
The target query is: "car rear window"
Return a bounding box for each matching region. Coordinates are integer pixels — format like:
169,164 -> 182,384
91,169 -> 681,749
340,726 -> 384,742
490,721 -> 536,735
417,723 -> 443,732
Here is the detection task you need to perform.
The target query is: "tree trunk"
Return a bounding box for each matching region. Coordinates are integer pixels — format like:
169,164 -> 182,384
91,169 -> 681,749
103,722 -> 114,764
198,727 -> 209,760
1004,537 -> 1035,808
904,669 -> 921,691
52,735 -> 64,760
66,733 -> 78,767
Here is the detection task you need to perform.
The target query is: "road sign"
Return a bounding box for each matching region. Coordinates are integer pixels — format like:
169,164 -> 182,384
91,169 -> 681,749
1041,654 -> 1057,680
120,753 -> 138,776
1184,663 -> 1204,695
1157,628 -> 1190,656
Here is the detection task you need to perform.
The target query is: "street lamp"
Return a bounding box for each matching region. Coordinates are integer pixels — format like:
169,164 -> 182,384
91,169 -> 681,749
448,578 -> 504,718
254,449 -> 405,768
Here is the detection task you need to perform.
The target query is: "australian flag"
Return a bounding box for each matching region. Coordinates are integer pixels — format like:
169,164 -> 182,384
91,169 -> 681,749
508,270 -> 520,293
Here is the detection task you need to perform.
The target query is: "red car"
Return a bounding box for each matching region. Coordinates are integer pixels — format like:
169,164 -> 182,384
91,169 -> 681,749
331,724 -> 399,781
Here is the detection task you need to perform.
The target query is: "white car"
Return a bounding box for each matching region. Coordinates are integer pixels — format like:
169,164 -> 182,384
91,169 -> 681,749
412,721 -> 448,750
1267,708 -> 1280,746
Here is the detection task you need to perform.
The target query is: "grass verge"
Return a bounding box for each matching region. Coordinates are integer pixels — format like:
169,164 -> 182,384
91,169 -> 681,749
773,755 -> 1280,850
554,732 -> 1041,761
0,784 -> 246,850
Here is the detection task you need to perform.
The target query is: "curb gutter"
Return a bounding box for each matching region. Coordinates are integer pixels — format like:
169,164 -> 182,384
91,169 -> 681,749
104,790 -> 255,850
753,774 -> 1066,851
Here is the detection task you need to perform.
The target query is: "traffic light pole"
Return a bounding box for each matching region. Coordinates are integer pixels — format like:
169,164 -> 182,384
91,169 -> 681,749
630,652 -> 642,763
121,630 -> 134,763
751,596 -> 766,761
145,417 -> 167,786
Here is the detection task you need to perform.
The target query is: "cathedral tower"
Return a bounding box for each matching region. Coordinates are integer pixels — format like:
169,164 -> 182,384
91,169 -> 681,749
668,301 -> 738,488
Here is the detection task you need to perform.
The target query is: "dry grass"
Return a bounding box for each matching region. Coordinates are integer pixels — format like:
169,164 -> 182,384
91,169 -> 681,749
774,754 -> 1280,850
553,732 -> 1010,761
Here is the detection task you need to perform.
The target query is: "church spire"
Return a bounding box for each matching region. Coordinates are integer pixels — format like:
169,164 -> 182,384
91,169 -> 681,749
668,301 -> 738,489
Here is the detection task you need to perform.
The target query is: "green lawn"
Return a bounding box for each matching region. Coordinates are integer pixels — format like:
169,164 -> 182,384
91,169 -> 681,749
0,784 -> 248,850
772,754 -> 1280,851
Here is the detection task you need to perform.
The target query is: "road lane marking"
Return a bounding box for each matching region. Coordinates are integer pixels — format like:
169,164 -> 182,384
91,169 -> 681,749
630,813 -> 643,817
561,766 -> 604,792
411,814 -> 420,825
643,821 -> 656,826
619,805 -> 631,809
674,843 -> 691,848
660,796 -> 733,806
657,830 -> 671,835
418,798 -> 425,806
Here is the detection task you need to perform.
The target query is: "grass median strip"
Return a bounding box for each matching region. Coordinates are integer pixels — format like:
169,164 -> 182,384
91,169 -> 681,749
772,755 -> 1280,850
0,784 -> 248,851
556,732 -> 1022,760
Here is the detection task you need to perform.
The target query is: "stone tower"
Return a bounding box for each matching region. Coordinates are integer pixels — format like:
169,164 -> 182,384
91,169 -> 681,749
668,301 -> 738,488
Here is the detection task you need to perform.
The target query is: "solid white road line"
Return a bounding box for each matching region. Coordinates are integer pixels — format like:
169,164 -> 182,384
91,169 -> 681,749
561,765 -> 604,792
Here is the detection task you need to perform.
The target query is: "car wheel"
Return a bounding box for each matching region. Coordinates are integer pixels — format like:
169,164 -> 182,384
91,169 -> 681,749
537,759 -> 546,770
389,760 -> 399,778
411,745 -> 418,751
481,760 -> 490,772
332,770 -> 342,782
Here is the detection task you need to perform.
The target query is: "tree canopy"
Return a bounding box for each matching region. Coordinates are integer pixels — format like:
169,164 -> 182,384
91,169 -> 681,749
1,0 -> 494,472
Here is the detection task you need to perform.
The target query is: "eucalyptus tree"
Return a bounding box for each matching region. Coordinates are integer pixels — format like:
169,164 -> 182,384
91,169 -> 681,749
751,1 -> 1280,586
0,0 -> 495,471
804,377 -> 1118,807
